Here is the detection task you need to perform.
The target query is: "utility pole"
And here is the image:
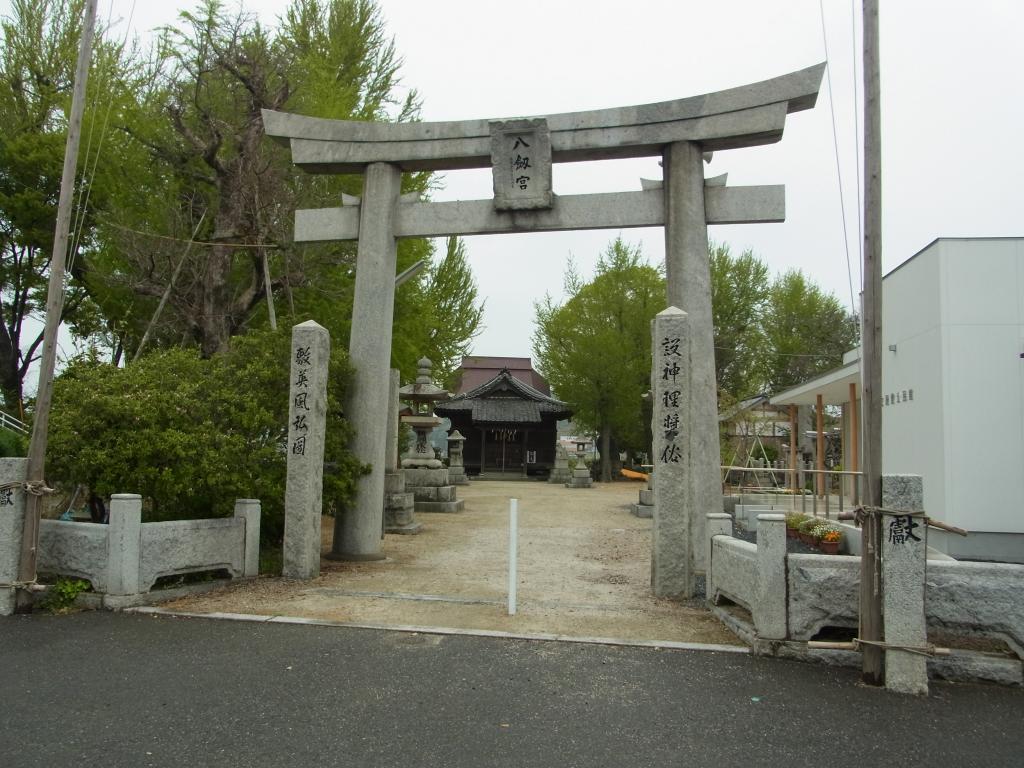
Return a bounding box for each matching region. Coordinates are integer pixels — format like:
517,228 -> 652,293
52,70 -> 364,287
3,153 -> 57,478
16,0 -> 98,608
860,0 -> 884,685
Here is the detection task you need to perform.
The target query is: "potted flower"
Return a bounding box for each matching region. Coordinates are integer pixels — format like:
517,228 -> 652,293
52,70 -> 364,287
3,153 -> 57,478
817,525 -> 843,554
785,513 -> 807,540
798,517 -> 821,545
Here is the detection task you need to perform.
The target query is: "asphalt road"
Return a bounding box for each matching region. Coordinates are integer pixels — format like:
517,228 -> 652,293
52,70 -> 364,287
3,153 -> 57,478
2,612 -> 1022,768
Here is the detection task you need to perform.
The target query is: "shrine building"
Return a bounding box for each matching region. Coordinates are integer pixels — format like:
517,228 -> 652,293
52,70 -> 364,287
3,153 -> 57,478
436,357 -> 572,478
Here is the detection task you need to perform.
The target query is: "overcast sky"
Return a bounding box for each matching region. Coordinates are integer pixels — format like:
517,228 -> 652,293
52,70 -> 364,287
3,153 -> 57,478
6,0 -> 1023,363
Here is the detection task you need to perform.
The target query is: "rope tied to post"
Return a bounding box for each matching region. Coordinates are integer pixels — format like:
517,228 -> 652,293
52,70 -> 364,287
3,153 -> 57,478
0,480 -> 56,496
852,637 -> 946,658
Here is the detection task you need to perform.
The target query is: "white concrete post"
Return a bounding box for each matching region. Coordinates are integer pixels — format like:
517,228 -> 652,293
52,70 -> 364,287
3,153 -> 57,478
705,512 -> 732,602
755,513 -> 787,640
0,458 -> 28,615
508,498 -> 518,616
663,140 -> 719,571
882,474 -> 929,695
234,499 -> 261,578
651,307 -> 693,597
333,162 -> 401,561
107,494 -> 142,596
283,320 -> 330,579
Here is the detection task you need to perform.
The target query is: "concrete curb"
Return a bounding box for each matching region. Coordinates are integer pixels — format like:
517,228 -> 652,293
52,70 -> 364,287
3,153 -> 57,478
126,605 -> 751,654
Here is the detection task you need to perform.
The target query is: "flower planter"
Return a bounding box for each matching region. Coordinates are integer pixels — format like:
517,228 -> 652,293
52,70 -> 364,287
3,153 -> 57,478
786,528 -> 799,540
819,539 -> 840,555
800,532 -> 817,546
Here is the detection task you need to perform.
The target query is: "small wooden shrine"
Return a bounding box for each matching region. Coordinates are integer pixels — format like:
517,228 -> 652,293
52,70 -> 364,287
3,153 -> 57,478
435,369 -> 572,478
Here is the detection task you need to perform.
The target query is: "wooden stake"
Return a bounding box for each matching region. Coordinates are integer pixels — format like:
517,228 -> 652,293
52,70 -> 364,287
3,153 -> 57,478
860,0 -> 885,685
849,382 -> 859,504
789,404 -> 798,493
816,393 -> 825,498
17,0 -> 98,605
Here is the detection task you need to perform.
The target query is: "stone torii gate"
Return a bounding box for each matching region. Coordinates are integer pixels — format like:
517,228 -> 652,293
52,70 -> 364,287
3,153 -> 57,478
263,64 -> 825,582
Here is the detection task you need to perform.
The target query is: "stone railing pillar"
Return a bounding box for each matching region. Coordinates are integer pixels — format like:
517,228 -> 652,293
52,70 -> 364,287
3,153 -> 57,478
882,474 -> 928,695
233,499 -> 261,578
705,512 -> 732,600
107,494 -> 142,596
755,513 -> 787,640
0,458 -> 28,615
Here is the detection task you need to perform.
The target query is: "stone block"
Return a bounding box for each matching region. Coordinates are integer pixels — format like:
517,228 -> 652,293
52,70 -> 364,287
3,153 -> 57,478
631,504 -> 653,519
705,512 -> 733,600
755,514 -> 787,640
786,554 -> 861,640
234,499 -> 261,578
0,458 -> 27,616
416,499 -> 465,513
107,494 -> 143,596
404,467 -> 450,488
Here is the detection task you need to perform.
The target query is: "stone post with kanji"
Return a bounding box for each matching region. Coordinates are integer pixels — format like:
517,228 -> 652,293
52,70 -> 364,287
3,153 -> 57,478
881,474 -> 929,695
651,306 -> 694,597
0,457 -> 28,615
283,321 -> 330,579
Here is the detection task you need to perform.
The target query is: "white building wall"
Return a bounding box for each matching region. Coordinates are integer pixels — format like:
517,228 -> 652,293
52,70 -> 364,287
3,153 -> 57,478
882,239 -> 1024,541
882,246 -> 947,522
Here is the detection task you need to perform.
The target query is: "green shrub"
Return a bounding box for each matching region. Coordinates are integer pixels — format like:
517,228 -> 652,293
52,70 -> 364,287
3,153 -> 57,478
46,328 -> 365,544
39,577 -> 90,613
0,428 -> 26,457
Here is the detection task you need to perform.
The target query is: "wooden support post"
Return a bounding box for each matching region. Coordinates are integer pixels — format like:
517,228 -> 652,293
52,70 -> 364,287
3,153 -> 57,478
849,382 -> 860,503
816,393 -> 825,499
860,0 -> 885,686
789,404 -> 799,493
16,0 -> 98,606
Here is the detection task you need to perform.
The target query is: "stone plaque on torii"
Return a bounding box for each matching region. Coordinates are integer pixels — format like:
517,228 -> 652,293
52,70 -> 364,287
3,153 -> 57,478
263,64 -> 825,581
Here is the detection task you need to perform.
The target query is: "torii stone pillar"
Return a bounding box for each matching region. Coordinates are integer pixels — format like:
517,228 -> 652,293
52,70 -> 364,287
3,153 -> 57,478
330,163 -> 401,561
664,141 -> 720,571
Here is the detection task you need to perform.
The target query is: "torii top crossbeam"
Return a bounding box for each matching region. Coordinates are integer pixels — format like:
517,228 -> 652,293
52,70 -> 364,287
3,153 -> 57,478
262,63 -> 824,173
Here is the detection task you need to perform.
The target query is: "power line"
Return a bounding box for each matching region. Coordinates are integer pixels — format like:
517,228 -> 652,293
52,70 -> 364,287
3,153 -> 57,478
819,0 -> 859,320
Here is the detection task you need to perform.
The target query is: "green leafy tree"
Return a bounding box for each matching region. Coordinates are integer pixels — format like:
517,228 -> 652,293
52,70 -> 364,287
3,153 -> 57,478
709,242 -> 769,400
532,237 -> 663,481
758,269 -> 860,392
84,0 -> 429,359
392,236 -> 484,386
46,327 -> 362,543
0,0 -> 135,410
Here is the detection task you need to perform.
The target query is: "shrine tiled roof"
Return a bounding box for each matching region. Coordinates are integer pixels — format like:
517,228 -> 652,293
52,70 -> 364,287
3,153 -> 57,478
435,369 -> 572,424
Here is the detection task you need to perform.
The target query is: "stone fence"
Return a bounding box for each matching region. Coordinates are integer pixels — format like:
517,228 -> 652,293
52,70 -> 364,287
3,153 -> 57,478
37,494 -> 260,608
707,512 -> 1024,684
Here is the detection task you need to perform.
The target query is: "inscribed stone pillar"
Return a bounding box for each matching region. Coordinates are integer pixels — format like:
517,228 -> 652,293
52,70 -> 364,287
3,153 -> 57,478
663,141 -> 718,570
0,458 -> 28,616
651,307 -> 693,597
283,320 -> 330,579
333,162 -> 401,561
881,474 -> 929,695
755,513 -> 787,640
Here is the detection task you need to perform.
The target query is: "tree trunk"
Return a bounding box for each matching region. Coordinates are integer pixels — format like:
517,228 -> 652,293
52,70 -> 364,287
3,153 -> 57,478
600,425 -> 612,482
